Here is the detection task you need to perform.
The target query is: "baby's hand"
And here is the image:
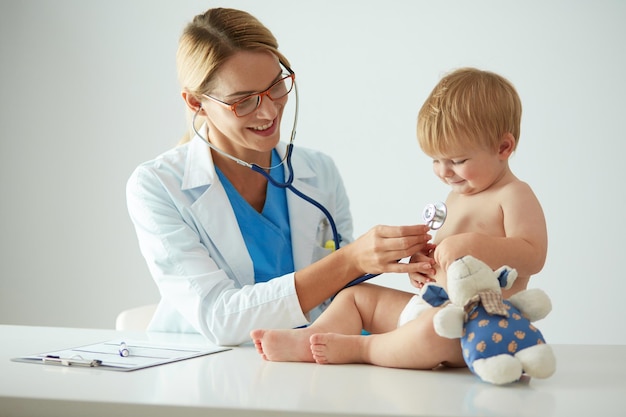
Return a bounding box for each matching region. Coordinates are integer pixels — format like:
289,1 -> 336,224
408,252 -> 436,289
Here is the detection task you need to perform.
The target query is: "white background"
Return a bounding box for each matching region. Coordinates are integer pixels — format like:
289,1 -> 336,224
1,0 -> 624,344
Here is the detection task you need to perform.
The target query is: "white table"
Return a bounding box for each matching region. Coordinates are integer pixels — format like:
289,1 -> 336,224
1,325 -> 624,417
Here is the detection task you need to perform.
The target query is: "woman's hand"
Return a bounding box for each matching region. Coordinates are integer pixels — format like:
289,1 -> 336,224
346,224 -> 433,276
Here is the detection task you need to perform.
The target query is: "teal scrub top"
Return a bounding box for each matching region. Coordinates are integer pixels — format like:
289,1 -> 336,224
215,150 -> 295,283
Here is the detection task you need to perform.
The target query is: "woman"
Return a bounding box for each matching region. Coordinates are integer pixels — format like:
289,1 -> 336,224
126,8 -> 433,346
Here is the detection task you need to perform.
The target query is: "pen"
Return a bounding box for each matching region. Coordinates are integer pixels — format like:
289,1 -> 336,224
43,355 -> 102,367
119,342 -> 130,357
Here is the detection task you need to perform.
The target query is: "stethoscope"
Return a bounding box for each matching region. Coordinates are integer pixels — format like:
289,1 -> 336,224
191,76 -> 447,288
192,77 -> 342,261
422,201 -> 447,230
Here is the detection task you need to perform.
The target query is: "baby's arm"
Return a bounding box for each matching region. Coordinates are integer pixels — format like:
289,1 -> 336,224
434,182 -> 547,280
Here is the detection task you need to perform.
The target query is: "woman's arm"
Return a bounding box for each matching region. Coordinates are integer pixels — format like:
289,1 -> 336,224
127,163 -> 309,346
294,224 -> 434,312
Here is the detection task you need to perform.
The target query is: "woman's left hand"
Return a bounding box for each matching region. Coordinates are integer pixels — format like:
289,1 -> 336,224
347,224 -> 433,276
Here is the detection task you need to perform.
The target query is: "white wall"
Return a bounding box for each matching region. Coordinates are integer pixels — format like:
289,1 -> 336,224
1,0 -> 624,344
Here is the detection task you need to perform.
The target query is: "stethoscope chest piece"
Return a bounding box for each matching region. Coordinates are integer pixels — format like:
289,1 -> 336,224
422,202 -> 447,230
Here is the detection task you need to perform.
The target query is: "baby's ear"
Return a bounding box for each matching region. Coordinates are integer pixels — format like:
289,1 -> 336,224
498,133 -> 516,158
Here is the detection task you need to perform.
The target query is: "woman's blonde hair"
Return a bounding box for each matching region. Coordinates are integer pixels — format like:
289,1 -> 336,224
177,8 -> 290,144
417,68 -> 522,156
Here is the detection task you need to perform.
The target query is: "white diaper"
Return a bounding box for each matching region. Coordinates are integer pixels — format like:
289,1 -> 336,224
397,295 -> 430,327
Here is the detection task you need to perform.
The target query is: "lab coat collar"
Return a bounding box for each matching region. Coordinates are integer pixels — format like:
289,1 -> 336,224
181,133 -> 217,190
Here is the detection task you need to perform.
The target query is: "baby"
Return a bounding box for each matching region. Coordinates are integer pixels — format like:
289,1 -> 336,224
251,67 -> 547,369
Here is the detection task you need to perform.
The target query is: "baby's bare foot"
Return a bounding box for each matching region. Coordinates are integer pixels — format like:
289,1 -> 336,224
250,328 -> 315,362
250,329 -> 267,358
309,333 -> 367,364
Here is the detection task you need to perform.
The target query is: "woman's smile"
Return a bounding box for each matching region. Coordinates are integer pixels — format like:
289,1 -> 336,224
248,117 -> 278,137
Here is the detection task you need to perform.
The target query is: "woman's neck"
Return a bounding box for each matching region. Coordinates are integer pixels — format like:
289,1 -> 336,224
212,149 -> 270,213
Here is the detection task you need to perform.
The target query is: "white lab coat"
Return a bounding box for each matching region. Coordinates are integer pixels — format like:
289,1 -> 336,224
126,134 -> 354,346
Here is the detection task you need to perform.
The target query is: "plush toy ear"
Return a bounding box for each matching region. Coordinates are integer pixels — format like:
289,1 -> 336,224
421,284 -> 450,307
495,266 -> 518,290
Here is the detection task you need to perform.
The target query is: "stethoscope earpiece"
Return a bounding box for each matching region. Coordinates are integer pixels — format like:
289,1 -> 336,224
422,201 -> 447,230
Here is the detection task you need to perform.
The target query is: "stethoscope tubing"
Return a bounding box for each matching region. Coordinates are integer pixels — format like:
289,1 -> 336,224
252,145 -> 377,288
250,144 -> 342,255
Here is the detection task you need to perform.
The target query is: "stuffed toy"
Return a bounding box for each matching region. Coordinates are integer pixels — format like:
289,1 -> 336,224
421,255 -> 556,385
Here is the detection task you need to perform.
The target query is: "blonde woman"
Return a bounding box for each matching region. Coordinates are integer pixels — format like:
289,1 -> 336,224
126,8 -> 434,346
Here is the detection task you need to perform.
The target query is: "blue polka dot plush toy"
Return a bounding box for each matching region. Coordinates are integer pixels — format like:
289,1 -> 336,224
422,255 -> 556,385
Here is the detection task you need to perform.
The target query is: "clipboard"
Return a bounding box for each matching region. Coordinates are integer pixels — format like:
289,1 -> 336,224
11,339 -> 231,371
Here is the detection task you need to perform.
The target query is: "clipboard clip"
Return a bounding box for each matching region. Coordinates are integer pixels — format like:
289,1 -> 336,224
43,355 -> 102,367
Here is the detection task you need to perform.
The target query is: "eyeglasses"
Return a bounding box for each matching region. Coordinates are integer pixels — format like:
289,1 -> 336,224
203,72 -> 295,117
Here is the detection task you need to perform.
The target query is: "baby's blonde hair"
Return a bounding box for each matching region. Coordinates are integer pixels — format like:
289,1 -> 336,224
177,8 -> 290,144
417,68 -> 522,156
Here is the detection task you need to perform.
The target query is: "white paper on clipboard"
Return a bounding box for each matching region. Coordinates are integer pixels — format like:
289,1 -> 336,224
12,339 -> 231,371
